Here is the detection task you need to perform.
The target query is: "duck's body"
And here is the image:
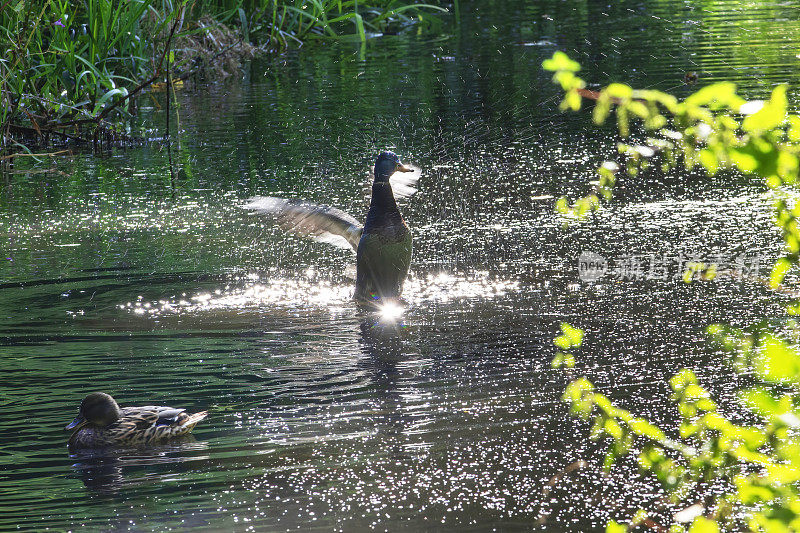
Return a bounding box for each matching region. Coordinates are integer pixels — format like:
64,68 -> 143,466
243,151 -> 416,301
355,181 -> 412,300
66,393 -> 207,449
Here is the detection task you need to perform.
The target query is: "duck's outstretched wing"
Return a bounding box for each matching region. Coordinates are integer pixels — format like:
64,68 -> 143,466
242,196 -> 363,251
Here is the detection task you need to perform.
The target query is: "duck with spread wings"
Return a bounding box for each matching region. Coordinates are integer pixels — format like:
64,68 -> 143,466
243,151 -> 416,302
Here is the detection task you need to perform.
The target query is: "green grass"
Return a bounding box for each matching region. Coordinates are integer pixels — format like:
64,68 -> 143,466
0,0 -> 449,157
190,0 -> 447,45
1,0 -> 183,151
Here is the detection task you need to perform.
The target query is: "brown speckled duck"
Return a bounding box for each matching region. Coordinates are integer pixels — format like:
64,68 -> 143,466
65,392 -> 207,448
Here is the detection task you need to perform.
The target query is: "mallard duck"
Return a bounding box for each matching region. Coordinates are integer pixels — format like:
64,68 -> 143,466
65,392 -> 207,448
243,151 -> 415,301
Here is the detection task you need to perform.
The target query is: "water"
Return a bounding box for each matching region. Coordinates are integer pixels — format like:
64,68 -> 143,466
1,0 -> 798,530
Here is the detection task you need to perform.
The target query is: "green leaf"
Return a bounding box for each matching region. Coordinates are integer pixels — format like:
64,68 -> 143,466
629,418 -> 666,441
770,258 -> 792,288
606,521 -> 627,533
606,83 -> 633,100
685,81 -> 744,110
742,85 -> 788,133
552,352 -> 575,369
729,147 -> 758,173
554,335 -> 570,349
370,4 -> 448,24
593,93 -> 612,124
604,418 -> 623,440
542,51 -> 581,73
93,87 -> 126,114
563,90 -> 582,111
353,13 -> 366,43
729,139 -> 780,182
563,378 -> 595,417
788,115 -> 800,142
736,478 -> 777,504
561,323 -> 584,347
688,516 -> 719,533
238,7 -> 249,41
670,368 -> 697,392
756,336 -> 800,384
699,149 -> 718,175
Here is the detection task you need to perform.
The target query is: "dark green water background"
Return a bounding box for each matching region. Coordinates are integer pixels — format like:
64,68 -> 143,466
2,1 -> 799,530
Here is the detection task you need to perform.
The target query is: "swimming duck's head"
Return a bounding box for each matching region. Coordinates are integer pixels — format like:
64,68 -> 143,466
374,151 -> 412,182
65,392 -> 122,431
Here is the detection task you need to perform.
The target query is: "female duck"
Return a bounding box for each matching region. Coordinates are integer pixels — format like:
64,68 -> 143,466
243,151 -> 415,301
65,392 -> 207,448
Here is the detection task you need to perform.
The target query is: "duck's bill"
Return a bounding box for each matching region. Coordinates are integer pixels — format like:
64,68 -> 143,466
65,415 -> 87,431
396,163 -> 414,173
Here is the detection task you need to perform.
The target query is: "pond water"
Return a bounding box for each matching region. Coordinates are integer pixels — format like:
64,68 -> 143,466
2,0 -> 799,530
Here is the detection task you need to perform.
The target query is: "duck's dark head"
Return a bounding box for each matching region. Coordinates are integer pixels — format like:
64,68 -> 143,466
374,151 -> 413,183
65,392 -> 122,431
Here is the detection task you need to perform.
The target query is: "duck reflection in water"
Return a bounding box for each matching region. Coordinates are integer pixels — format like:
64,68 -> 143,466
69,439 -> 210,494
359,304 -> 408,366
358,305 -> 426,466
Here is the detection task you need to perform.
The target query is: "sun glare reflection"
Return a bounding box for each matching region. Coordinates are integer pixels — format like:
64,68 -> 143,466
120,271 -> 519,318
378,301 -> 405,321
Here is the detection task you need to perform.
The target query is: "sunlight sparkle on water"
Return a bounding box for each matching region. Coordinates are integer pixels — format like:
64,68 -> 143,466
378,301 -> 405,321
119,271 -> 519,317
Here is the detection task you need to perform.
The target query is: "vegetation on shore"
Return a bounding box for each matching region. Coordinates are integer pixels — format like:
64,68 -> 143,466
0,0 -> 449,159
546,51 -> 800,531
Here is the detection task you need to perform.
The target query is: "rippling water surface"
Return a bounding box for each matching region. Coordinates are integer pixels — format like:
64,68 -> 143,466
1,1 -> 799,530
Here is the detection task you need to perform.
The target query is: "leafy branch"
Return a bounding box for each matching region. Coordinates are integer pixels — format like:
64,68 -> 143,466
543,51 -> 800,295
543,51 -> 800,532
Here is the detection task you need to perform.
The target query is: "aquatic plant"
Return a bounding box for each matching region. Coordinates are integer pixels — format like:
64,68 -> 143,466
0,0 -> 448,158
0,0 -> 185,153
545,51 -> 800,531
189,0 -> 447,46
